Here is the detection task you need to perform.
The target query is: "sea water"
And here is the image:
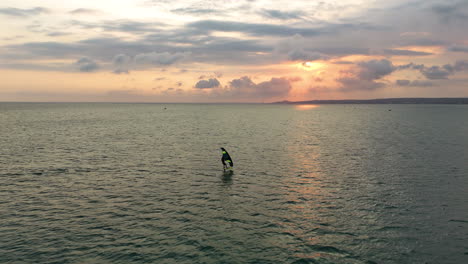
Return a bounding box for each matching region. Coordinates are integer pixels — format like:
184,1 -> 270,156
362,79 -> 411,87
1,103 -> 467,264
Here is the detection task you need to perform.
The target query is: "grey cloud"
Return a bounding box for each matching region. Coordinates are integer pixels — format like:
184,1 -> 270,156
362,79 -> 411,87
74,57 -> 99,72
259,9 -> 304,20
449,45 -> 468,53
230,76 -> 255,89
112,54 -> 131,74
134,51 -> 189,65
454,60 -> 468,71
171,8 -> 221,15
333,61 -> 354,65
413,60 -> 468,79
358,59 -> 396,80
430,1 -> 468,22
336,59 -> 396,92
187,20 -> 323,37
396,79 -> 434,87
337,78 -> 385,92
399,36 -> 446,47
47,32 -> 70,37
195,78 -> 221,89
69,19 -> 166,34
287,49 -> 328,61
69,8 -> 100,15
229,76 -> 292,98
383,49 -> 433,56
420,65 -> 452,79
0,7 -> 48,17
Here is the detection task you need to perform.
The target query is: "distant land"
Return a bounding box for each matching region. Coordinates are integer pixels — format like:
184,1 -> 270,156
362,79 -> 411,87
273,98 -> 468,104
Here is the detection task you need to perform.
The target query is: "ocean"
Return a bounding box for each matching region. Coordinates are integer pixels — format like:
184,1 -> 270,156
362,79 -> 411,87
1,103 -> 467,264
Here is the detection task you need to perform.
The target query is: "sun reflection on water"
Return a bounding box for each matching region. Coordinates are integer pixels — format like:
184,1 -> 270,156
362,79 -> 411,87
295,104 -> 320,110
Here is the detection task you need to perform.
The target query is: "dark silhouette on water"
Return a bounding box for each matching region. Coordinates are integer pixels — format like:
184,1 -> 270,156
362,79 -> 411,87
220,147 -> 233,171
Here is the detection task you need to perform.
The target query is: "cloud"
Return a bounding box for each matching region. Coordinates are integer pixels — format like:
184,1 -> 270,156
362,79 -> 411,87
187,20 -> 323,37
383,49 -> 433,56
403,60 -> 468,80
0,7 -> 48,17
112,54 -> 131,74
259,9 -> 305,20
195,78 -> 221,89
74,57 -> 99,72
171,8 -> 221,15
396,79 -> 434,87
419,65 -> 453,79
430,1 -> 468,22
47,32 -> 70,37
449,45 -> 468,53
287,49 -> 328,61
337,78 -> 385,92
69,20 -> 166,34
228,76 -> 292,98
336,59 -> 396,92
69,8 -> 100,15
134,51 -> 189,65
288,76 -> 303,82
454,60 -> 468,71
358,59 -> 396,80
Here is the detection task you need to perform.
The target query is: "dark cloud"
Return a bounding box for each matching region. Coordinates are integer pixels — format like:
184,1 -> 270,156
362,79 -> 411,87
74,57 -> 99,72
134,51 -> 189,65
383,49 -> 433,56
405,60 -> 468,80
396,79 -> 434,87
229,76 -> 292,98
358,59 -> 396,80
337,59 -> 396,92
337,78 -> 385,92
195,78 -> 221,89
0,7 -> 48,17
259,9 -> 304,20
420,65 -> 453,79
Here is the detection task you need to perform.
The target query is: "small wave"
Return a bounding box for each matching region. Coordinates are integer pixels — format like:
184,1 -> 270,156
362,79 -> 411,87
449,219 -> 468,223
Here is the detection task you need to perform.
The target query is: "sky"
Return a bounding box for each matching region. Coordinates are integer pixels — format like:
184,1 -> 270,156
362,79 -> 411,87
1,0 -> 468,102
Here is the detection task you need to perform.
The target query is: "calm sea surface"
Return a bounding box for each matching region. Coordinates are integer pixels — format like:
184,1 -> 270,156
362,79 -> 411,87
1,103 -> 468,264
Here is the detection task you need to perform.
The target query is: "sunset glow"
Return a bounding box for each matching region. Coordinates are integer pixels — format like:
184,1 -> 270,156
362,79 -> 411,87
1,0 -> 467,102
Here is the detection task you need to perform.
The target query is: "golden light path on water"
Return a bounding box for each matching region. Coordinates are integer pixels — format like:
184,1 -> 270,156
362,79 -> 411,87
295,105 -> 320,110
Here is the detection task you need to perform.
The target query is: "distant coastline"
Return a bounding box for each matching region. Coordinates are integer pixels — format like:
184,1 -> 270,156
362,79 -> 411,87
273,98 -> 468,104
